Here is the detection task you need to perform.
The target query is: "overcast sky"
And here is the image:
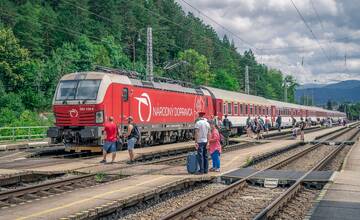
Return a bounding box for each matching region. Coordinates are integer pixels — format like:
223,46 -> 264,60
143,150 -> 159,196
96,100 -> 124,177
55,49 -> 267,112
176,0 -> 360,84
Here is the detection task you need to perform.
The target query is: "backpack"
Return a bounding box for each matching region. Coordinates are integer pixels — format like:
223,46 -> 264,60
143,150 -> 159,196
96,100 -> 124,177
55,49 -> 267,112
131,125 -> 141,140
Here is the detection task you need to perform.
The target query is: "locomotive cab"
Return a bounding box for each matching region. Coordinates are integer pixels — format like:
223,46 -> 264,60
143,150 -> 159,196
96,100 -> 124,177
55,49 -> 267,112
47,71 -> 130,150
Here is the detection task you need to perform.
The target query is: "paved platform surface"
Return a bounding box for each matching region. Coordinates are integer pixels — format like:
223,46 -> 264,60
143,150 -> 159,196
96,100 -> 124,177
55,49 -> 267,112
0,125 -> 345,176
0,139 -> 299,220
310,138 -> 360,220
0,124 -> 351,220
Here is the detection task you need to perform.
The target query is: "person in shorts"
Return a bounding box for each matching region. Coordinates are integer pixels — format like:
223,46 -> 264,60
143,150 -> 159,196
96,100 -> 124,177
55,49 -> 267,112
124,116 -> 138,163
100,116 -> 117,164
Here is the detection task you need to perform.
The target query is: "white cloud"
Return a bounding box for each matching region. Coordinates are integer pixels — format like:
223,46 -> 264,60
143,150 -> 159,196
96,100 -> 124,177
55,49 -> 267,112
176,0 -> 360,84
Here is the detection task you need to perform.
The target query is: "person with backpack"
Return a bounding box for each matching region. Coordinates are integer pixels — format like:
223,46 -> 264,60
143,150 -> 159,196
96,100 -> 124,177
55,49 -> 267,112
276,114 -> 282,132
208,120 -> 222,172
222,115 -> 232,145
124,116 -> 140,164
299,117 -> 306,141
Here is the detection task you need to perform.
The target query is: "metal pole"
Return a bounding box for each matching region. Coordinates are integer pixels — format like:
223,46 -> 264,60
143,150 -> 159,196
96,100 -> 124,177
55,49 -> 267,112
245,65 -> 249,94
146,27 -> 153,81
284,82 -> 287,102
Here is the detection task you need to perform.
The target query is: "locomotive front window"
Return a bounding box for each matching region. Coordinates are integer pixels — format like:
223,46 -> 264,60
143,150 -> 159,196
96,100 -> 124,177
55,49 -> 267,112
56,80 -> 101,101
56,81 -> 78,100
76,80 -> 101,100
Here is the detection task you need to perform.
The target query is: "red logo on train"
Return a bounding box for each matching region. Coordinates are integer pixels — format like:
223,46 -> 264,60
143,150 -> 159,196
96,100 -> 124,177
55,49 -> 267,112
135,93 -> 152,122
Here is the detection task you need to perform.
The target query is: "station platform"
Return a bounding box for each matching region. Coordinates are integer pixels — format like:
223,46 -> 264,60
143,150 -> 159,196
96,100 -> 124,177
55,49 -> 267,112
0,139 -> 300,220
0,125 -> 346,177
0,125 -> 350,219
309,138 -> 360,220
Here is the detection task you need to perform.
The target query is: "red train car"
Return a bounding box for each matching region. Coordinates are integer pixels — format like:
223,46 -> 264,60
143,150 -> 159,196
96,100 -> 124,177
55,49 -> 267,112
48,68 -> 346,152
47,69 -> 214,151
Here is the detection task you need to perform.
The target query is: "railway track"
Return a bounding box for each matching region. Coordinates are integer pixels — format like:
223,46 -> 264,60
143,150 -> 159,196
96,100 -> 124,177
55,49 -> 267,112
160,127 -> 355,220
253,143 -> 345,220
0,173 -> 125,208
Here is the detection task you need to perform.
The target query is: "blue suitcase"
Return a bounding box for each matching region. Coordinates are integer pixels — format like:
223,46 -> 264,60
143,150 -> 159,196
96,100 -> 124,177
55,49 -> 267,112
187,152 -> 198,174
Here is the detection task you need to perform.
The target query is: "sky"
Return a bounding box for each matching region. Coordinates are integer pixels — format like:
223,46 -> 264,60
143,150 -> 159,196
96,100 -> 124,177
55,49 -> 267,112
176,0 -> 360,84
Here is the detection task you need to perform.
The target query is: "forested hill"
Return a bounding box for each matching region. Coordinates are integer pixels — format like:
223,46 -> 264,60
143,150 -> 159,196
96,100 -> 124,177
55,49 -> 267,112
0,0 -> 296,126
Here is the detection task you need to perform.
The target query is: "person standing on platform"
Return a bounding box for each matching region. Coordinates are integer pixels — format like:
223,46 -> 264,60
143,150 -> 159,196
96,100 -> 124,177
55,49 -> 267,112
264,115 -> 270,135
246,115 -> 252,137
100,116 -> 117,164
299,117 -> 306,141
195,112 -> 211,174
208,120 -> 222,172
222,115 -> 232,145
276,114 -> 282,132
124,116 -> 139,164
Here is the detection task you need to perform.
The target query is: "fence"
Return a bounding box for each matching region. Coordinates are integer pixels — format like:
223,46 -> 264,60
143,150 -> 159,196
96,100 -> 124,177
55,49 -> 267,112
0,126 -> 49,142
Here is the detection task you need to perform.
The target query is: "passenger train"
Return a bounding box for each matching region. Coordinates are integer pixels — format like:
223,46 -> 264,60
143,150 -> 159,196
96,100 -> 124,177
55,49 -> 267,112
47,68 -> 346,151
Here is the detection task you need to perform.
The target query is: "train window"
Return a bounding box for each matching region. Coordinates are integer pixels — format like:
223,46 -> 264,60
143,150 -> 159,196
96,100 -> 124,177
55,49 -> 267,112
254,106 -> 257,115
223,103 -> 226,114
218,102 -> 222,113
122,88 -> 129,101
266,107 -> 269,115
228,103 -> 232,115
234,103 -> 238,115
240,104 -> 243,115
250,105 -> 253,115
263,108 -> 265,115
245,105 -> 249,114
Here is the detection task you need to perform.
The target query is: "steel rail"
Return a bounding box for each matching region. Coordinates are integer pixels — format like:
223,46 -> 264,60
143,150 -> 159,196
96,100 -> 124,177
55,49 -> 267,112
160,126 -> 352,220
253,142 -> 345,220
0,174 -> 95,202
160,142 -> 329,220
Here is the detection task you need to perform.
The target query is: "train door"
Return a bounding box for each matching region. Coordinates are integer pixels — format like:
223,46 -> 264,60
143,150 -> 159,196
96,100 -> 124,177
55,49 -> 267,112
271,105 -> 276,126
120,87 -> 130,131
216,99 -> 223,119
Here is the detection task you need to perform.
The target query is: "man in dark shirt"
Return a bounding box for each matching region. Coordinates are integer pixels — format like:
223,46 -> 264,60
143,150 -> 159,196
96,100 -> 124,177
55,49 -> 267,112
100,116 -> 117,164
222,115 -> 231,145
124,116 -> 138,163
276,114 -> 282,132
299,117 -> 306,141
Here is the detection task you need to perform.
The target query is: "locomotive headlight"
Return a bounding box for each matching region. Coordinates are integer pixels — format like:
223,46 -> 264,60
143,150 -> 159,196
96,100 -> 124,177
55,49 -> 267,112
95,111 -> 104,123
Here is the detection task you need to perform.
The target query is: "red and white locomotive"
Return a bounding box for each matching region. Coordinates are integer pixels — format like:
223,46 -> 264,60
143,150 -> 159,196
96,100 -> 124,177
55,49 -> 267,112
47,68 -> 346,151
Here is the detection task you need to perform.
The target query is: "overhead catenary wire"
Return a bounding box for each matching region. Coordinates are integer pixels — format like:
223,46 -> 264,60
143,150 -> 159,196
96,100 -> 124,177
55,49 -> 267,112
179,0 -> 256,50
309,0 -> 338,60
289,0 -> 331,62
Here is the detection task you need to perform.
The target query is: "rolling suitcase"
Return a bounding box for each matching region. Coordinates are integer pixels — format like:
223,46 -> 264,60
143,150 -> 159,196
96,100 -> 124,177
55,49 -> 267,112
186,152 -> 198,174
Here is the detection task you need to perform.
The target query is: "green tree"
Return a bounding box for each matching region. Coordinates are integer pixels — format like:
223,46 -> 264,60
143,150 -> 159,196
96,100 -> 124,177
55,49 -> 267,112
211,69 -> 239,91
178,49 -> 212,85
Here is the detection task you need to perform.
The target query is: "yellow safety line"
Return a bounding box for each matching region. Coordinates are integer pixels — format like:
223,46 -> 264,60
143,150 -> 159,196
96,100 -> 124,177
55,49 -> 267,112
16,176 -> 168,220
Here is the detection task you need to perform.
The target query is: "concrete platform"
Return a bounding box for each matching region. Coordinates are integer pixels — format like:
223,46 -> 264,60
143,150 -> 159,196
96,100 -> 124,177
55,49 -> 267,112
0,125 -> 349,219
0,140 -> 49,151
310,139 -> 360,220
0,174 -> 212,220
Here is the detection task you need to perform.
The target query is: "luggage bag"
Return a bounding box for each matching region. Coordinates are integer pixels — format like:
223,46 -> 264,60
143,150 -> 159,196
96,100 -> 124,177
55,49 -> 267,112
186,152 -> 198,174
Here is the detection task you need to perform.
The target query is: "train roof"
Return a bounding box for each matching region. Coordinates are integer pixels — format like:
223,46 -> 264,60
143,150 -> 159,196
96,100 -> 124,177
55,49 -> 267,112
60,71 -> 211,96
204,86 -> 270,105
